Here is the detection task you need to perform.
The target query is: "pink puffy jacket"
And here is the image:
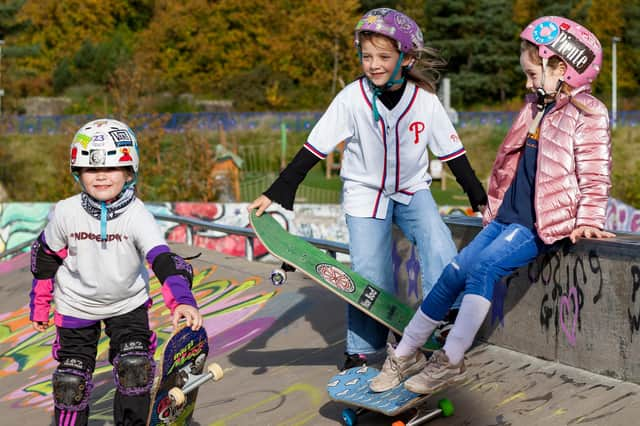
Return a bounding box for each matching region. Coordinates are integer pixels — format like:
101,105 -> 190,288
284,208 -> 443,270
483,85 -> 611,244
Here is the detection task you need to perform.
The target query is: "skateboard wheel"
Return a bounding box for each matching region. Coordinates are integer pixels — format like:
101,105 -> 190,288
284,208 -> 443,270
438,398 -> 454,417
391,421 -> 406,426
207,363 -> 224,381
270,269 -> 287,286
168,387 -> 185,406
341,408 -> 357,426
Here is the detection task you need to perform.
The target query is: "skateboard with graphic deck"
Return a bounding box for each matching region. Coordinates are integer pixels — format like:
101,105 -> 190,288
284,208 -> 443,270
327,365 -> 454,426
249,210 -> 441,352
147,325 -> 224,425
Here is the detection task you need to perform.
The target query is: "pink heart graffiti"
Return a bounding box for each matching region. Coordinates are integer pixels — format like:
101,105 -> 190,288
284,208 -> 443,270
559,287 -> 579,346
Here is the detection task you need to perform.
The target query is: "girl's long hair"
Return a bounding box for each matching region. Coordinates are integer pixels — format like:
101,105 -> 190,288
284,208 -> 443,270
405,45 -> 448,94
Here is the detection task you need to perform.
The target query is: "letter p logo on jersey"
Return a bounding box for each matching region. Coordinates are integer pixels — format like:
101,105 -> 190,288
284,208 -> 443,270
409,121 -> 425,144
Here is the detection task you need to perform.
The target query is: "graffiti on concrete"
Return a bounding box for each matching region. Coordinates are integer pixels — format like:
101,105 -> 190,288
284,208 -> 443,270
0,203 -> 50,254
0,202 -> 486,262
209,382 -> 324,426
0,266 -> 280,419
531,249 -> 604,346
629,265 -> 640,339
606,198 -> 640,233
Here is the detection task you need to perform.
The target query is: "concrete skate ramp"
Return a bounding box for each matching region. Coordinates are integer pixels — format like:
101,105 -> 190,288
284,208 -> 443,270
1,245 -> 639,425
444,217 -> 640,385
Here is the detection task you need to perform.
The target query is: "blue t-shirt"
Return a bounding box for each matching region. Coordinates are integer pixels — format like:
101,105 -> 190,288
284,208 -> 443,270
496,103 -> 554,230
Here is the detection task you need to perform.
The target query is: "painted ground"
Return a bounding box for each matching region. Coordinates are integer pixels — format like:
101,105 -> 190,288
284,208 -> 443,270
1,245 -> 639,425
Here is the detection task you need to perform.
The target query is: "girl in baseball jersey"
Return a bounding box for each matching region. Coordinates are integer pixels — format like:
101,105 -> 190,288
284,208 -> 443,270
369,16 -> 615,394
249,8 -> 487,370
29,119 -> 203,425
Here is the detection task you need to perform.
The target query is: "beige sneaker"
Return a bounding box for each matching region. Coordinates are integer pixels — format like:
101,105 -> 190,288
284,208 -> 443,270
369,343 -> 427,393
404,350 -> 466,394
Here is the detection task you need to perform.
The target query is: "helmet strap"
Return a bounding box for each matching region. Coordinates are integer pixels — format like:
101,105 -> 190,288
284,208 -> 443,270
534,58 -> 564,111
366,52 -> 406,121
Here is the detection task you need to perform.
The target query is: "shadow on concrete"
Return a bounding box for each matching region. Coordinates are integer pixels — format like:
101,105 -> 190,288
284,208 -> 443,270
227,282 -> 347,372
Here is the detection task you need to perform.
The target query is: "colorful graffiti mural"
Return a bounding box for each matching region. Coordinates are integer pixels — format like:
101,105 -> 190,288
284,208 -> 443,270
0,265 -> 279,420
0,202 -> 482,263
606,198 -> 640,233
0,203 -> 50,254
2,200 -> 637,262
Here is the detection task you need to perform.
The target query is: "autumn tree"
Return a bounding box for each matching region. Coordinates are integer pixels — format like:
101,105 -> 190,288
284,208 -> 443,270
11,0 -> 152,96
425,0 -> 521,108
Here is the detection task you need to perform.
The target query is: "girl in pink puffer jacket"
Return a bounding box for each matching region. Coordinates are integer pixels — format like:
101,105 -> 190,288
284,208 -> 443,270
369,16 -> 616,395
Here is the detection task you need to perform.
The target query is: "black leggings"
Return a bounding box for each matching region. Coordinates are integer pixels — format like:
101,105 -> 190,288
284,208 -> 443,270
53,304 -> 153,426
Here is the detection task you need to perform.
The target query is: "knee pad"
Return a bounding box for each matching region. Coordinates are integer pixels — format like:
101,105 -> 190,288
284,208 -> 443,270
52,359 -> 93,411
113,342 -> 155,396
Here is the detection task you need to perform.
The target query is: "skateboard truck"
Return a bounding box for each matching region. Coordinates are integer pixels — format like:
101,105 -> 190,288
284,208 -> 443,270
167,362 -> 224,406
341,397 -> 454,426
270,262 -> 296,286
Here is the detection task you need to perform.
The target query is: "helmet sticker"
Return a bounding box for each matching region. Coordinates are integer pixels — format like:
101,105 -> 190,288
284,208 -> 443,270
91,134 -> 106,147
73,133 -> 92,149
394,13 -> 413,32
547,29 -> 595,74
119,148 -> 133,162
71,147 -> 78,165
109,129 -> 133,147
532,21 -> 559,44
89,149 -> 106,166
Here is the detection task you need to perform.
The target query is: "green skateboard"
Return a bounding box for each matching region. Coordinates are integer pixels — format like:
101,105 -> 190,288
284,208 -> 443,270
249,210 -> 441,351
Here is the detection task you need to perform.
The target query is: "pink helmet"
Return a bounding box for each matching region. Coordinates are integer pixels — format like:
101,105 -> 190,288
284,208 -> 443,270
520,16 -> 602,87
354,8 -> 424,54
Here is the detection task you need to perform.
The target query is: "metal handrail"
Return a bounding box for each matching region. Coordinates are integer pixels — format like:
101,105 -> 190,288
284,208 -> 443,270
0,213 -> 350,262
0,238 -> 35,261
151,213 -> 350,260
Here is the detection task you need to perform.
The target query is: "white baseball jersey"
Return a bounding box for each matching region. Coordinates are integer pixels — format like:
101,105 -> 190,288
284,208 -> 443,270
306,78 -> 465,219
44,194 -> 166,320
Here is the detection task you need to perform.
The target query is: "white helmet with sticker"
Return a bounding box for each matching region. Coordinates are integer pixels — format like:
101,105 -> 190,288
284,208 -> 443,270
70,119 -> 139,176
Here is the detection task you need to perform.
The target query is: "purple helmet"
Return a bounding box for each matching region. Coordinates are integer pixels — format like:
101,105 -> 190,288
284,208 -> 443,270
354,8 -> 424,54
520,16 -> 602,87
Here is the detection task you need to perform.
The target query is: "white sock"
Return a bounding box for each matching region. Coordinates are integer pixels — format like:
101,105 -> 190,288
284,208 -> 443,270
443,294 -> 491,365
395,309 -> 439,357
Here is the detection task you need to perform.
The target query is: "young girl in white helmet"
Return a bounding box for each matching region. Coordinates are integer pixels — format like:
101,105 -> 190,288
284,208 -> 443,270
370,16 -> 616,394
249,8 -> 487,370
29,119 -> 203,425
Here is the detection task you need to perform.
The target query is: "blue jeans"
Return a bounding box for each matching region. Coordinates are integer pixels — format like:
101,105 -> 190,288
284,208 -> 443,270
419,220 -> 547,320
345,189 -> 457,355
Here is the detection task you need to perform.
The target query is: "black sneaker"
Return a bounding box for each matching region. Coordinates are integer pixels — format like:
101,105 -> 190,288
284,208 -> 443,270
340,352 -> 367,371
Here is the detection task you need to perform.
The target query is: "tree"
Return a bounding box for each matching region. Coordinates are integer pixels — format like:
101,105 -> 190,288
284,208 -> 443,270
1,0 -> 40,108
262,0 -> 361,109
133,0 -> 271,95
619,1 -> 640,107
133,0 -> 360,110
11,0 -> 152,98
425,0 -> 521,109
580,0 -> 633,105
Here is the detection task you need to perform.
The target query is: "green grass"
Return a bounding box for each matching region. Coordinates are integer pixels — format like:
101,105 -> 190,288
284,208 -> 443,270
299,167 -> 468,206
